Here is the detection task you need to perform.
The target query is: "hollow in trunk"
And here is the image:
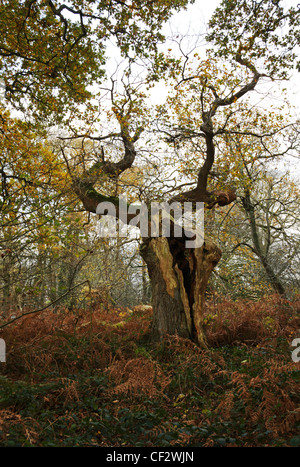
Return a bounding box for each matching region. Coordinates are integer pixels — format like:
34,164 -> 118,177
140,236 -> 221,347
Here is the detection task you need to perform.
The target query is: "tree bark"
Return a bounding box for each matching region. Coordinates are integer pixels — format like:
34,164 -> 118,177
242,190 -> 286,296
140,236 -> 221,347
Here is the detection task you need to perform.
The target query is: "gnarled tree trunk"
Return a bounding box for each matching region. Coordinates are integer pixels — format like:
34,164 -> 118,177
71,99 -> 236,347
140,236 -> 221,347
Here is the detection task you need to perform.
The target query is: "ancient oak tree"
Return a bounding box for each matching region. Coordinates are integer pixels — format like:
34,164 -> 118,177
1,0 -> 299,345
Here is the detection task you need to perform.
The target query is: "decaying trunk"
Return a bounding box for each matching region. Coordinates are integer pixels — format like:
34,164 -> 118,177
140,236 -> 221,347
70,97 -> 239,347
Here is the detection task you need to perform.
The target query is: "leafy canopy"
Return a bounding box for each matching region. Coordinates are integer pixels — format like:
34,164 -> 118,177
207,0 -> 300,78
0,0 -> 193,122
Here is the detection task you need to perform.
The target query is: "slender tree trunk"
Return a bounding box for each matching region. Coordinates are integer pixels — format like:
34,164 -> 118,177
242,190 -> 286,296
141,258 -> 150,303
258,254 -> 286,296
140,236 -> 221,347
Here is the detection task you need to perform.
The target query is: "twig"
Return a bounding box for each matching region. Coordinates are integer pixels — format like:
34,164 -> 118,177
0,280 -> 90,329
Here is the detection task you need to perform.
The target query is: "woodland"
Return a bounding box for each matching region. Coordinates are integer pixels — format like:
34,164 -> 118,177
0,0 -> 299,447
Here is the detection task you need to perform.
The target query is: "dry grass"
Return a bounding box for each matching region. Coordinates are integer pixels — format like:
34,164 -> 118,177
0,295 -> 299,446
204,294 -> 300,346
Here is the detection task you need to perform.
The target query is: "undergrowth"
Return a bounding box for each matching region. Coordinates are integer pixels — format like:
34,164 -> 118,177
0,295 -> 299,447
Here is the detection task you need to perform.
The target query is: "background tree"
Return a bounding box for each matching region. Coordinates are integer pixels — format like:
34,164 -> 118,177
211,169 -> 300,300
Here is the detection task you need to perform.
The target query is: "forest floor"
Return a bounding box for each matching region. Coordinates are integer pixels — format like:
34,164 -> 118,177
0,294 -> 299,447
